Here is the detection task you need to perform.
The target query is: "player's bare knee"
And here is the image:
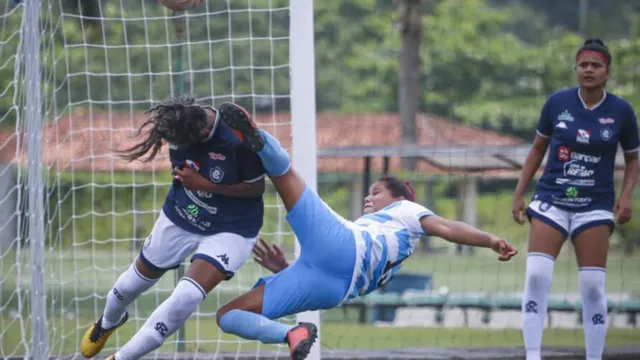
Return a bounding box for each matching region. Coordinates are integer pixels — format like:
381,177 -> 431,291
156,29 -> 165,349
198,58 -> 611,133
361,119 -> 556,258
135,256 -> 165,279
185,259 -> 228,293
216,306 -> 230,327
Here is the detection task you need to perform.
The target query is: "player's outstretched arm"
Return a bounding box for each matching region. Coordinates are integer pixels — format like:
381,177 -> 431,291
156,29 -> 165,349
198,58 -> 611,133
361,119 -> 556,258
420,215 -> 518,261
252,238 -> 289,273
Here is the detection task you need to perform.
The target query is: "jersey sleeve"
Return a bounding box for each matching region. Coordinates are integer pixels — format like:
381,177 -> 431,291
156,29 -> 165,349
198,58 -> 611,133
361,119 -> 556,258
535,98 -> 553,138
389,201 -> 434,234
620,104 -> 640,153
237,145 -> 266,183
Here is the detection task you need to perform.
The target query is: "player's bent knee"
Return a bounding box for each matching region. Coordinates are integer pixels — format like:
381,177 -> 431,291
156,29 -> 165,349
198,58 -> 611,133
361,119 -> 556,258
217,309 -> 238,333
168,278 -> 206,320
135,255 -> 166,279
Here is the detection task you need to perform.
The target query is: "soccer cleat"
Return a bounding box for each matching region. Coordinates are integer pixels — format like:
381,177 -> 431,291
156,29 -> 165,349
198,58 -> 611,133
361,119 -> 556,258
218,103 -> 265,152
80,312 -> 129,358
104,356 -> 116,360
285,322 -> 318,360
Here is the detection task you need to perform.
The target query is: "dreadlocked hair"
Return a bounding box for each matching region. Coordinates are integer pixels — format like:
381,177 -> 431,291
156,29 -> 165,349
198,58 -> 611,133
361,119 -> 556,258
377,173 -> 416,202
118,96 -> 209,162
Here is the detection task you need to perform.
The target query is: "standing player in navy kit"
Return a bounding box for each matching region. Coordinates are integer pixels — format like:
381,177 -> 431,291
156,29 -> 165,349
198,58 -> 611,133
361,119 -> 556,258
80,96 -> 266,360
512,39 -> 639,360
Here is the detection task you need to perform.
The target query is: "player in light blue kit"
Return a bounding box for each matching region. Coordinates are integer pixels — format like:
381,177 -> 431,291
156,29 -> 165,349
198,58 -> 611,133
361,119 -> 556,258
513,39 -> 639,360
212,103 -> 519,360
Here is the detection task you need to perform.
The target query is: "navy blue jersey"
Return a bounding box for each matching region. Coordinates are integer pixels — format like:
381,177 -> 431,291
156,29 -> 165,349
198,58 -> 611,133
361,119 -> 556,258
162,120 -> 265,237
533,88 -> 640,212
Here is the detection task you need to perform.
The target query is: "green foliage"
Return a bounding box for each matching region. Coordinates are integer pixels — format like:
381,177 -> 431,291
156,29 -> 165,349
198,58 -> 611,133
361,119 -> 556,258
4,0 -> 640,137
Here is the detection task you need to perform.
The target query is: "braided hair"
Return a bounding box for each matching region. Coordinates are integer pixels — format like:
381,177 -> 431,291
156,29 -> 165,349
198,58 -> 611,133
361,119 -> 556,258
119,96 -> 209,162
377,173 -> 416,202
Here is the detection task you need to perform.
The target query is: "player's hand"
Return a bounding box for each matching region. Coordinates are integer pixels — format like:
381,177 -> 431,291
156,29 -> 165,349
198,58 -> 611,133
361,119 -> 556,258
511,194 -> 526,225
173,164 -> 211,191
489,236 -> 518,262
252,237 -> 289,274
614,195 -> 632,224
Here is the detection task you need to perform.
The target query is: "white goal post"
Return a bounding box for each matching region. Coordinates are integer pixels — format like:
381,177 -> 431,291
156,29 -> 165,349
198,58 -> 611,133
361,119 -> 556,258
290,1 -> 321,360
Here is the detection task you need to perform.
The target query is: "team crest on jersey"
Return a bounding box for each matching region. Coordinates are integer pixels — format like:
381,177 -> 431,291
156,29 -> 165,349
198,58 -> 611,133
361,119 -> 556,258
558,110 -> 574,122
576,129 -> 590,144
600,128 -> 612,141
556,122 -> 567,130
210,166 -> 224,183
599,117 -> 615,124
209,152 -> 226,161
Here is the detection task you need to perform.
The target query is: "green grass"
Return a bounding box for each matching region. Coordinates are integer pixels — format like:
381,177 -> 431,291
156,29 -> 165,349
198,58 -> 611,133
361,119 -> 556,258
2,315 -> 639,356
3,171 -> 640,355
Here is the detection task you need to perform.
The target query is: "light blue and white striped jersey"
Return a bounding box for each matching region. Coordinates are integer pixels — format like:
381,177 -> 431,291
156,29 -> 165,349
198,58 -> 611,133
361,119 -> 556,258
343,200 -> 434,301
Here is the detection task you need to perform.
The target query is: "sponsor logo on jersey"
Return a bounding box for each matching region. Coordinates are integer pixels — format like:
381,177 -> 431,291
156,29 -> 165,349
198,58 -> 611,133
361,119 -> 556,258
556,121 -> 567,129
576,129 -> 591,144
558,110 -> 574,122
599,117 -> 615,124
563,161 -> 594,178
557,147 -> 600,164
557,146 -> 571,161
571,151 -> 600,163
209,152 -> 226,161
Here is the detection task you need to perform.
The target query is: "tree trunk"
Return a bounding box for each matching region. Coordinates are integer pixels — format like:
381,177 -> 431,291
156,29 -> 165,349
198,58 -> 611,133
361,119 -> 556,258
397,0 -> 422,171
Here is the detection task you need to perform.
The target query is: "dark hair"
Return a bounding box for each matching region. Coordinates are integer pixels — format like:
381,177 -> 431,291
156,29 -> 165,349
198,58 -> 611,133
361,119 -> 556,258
118,96 -> 209,162
576,38 -> 612,66
377,173 -> 416,202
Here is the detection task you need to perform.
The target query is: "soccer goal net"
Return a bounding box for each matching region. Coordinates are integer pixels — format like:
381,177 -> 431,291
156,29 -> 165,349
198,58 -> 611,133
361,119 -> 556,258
0,0 -> 317,359
2,1 -> 640,360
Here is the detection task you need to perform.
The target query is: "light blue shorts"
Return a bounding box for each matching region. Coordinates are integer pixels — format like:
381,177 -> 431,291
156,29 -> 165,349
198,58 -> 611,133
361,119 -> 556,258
254,185 -> 356,319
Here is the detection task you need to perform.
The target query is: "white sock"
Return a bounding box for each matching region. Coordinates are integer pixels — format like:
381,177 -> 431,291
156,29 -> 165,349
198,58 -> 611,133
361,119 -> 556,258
522,252 -> 555,360
102,263 -> 158,329
115,278 -> 205,360
579,267 -> 607,360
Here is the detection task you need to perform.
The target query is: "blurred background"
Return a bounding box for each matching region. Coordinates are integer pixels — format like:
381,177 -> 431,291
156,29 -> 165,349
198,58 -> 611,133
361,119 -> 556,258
1,0 -> 639,359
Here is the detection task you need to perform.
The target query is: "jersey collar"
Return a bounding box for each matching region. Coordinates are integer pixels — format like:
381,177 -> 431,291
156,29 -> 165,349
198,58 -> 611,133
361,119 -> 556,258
577,88 -> 607,111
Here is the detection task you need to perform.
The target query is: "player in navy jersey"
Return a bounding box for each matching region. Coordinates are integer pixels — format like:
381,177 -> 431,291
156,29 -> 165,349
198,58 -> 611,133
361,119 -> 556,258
512,39 -> 639,360
210,103 -> 518,360
80,96 -> 266,360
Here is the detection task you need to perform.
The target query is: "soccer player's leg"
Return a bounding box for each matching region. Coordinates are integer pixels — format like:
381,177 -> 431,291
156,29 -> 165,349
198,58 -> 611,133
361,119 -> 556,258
522,200 -> 569,360
111,232 -> 256,360
218,103 -> 356,260
218,102 -> 303,212
569,211 -> 614,360
80,211 -> 187,358
217,259 -> 352,360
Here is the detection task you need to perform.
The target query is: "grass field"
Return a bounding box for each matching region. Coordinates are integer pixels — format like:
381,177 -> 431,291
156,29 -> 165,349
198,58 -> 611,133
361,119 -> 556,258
2,315 -> 639,357
2,173 -> 640,356
2,245 -> 640,356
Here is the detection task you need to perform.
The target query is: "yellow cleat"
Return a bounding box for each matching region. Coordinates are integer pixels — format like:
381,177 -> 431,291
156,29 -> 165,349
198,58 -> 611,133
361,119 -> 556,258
80,312 -> 128,358
105,356 -> 116,360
